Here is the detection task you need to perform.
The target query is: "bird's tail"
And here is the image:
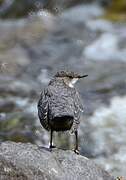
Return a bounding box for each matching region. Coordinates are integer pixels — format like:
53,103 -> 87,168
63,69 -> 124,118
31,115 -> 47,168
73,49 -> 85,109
49,115 -> 74,131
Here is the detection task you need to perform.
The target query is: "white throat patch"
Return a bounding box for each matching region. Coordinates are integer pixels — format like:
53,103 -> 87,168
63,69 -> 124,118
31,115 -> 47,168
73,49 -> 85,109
69,78 -> 78,88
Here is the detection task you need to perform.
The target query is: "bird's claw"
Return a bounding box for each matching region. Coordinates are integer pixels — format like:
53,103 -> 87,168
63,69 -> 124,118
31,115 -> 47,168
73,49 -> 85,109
49,145 -> 56,151
74,149 -> 80,155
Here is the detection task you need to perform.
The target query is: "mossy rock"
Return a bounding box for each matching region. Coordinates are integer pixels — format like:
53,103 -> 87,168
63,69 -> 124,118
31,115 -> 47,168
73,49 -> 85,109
108,0 -> 126,13
0,112 -> 36,143
104,0 -> 126,21
0,0 -> 4,5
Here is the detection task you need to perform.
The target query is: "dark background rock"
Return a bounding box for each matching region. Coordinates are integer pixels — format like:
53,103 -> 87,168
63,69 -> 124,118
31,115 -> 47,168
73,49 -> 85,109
0,141 -> 115,180
0,0 -> 112,18
45,0 -> 112,14
104,0 -> 126,21
0,0 -> 48,18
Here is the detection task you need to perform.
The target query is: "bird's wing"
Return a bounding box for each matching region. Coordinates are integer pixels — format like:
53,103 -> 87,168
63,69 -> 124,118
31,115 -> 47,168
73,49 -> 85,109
71,91 -> 84,132
74,91 -> 84,118
38,88 -> 50,131
75,91 -> 84,112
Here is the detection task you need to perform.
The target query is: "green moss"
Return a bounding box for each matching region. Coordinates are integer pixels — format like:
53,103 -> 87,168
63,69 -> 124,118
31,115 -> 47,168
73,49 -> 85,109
104,13 -> 126,22
104,0 -> 126,22
7,134 -> 33,143
0,112 -> 36,143
108,0 -> 126,13
0,0 -> 4,5
0,117 -> 20,131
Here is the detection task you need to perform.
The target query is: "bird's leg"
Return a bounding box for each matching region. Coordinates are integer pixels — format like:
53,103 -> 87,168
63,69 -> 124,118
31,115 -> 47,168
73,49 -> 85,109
49,129 -> 56,149
74,130 -> 79,154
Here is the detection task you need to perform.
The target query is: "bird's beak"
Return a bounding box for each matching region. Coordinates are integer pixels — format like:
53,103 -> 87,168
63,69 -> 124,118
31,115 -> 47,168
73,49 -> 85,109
78,75 -> 88,78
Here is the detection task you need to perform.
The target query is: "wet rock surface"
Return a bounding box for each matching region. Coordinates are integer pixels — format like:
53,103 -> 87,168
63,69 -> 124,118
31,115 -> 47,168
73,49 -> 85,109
0,141 -> 115,180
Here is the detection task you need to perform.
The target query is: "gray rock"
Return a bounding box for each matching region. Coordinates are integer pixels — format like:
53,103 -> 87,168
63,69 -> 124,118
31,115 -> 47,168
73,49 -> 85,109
0,141 -> 114,180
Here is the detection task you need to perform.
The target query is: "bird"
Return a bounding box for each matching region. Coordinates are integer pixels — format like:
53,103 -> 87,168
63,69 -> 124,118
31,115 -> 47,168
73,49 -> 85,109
38,71 -> 88,154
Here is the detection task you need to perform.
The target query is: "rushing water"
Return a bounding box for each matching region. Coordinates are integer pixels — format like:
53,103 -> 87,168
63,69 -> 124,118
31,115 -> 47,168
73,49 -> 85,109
88,96 -> 126,177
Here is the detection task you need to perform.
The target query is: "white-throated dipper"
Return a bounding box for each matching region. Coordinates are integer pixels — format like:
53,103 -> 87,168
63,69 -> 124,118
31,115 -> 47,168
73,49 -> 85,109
38,71 -> 88,154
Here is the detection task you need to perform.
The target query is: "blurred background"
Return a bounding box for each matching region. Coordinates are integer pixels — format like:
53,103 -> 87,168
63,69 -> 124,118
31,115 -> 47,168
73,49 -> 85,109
0,0 -> 126,177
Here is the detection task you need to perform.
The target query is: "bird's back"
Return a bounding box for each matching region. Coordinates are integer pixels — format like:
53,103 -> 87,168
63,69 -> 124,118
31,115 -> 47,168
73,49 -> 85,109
38,79 -> 83,131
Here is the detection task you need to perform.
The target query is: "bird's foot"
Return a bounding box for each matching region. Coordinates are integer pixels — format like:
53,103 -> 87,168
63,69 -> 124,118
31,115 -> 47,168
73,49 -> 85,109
74,149 -> 80,155
49,145 -> 56,151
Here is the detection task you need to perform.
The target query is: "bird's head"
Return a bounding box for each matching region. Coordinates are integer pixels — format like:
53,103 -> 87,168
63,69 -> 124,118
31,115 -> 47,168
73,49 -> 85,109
54,71 -> 88,88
